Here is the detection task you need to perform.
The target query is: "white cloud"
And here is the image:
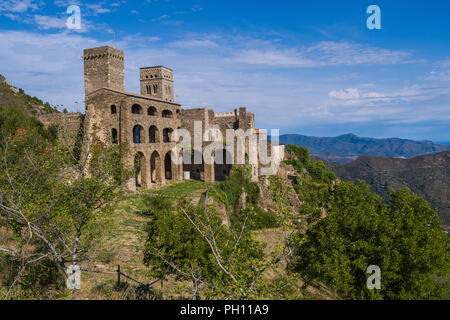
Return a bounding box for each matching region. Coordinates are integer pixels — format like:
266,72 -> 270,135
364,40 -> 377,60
0,0 -> 41,13
236,41 -> 415,67
152,14 -> 169,22
328,88 -> 360,100
0,29 -> 448,132
34,15 -> 67,29
426,58 -> 450,81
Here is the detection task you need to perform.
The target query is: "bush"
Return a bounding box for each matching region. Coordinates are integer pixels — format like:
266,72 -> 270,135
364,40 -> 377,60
291,180 -> 450,300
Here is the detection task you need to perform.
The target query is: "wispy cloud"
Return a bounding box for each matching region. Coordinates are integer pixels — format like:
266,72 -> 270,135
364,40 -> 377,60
151,14 -> 169,22
34,15 -> 67,30
169,39 -> 219,49
0,0 -> 41,13
236,41 -> 415,67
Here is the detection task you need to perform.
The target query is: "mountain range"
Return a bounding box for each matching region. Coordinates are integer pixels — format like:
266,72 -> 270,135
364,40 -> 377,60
324,151 -> 450,229
278,133 -> 450,163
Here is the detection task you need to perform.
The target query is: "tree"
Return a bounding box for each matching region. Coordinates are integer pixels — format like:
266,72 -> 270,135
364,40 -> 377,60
143,169 -> 295,299
291,180 -> 449,300
0,108 -> 130,299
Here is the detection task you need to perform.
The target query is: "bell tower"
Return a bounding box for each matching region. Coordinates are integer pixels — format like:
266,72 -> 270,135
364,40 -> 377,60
140,66 -> 174,102
83,46 -> 125,97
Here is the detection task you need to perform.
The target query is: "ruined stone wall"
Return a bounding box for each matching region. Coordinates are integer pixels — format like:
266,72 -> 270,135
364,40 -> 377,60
38,112 -> 84,149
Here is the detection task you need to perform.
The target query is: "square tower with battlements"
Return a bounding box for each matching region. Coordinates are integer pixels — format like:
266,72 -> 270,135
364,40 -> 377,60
83,46 -> 125,96
140,66 -> 174,102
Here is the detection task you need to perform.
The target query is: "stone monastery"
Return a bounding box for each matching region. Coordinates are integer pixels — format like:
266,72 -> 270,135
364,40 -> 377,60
39,46 -> 284,191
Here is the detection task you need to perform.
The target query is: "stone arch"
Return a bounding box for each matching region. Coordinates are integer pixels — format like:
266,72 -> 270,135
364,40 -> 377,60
214,149 -> 232,181
183,150 -> 204,181
110,105 -> 117,114
162,109 -> 173,118
150,151 -> 162,184
163,128 -> 173,142
133,125 -> 144,143
131,104 -> 143,114
111,128 -> 118,144
149,125 -> 158,143
164,151 -> 173,180
134,152 -> 147,188
147,106 -> 157,116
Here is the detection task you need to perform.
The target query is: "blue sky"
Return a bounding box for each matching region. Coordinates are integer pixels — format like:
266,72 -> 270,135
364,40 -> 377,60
0,0 -> 449,141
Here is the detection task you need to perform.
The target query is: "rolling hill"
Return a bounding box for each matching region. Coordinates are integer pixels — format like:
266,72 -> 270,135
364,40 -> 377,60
324,151 -> 450,228
279,133 -> 450,163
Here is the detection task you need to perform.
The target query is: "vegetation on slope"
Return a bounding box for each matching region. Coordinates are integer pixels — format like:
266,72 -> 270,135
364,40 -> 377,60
285,144 -> 450,300
0,75 -> 58,116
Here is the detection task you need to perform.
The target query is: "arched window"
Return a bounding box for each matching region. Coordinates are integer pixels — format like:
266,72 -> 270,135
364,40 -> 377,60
147,106 -> 157,116
110,105 -> 117,114
131,104 -> 143,114
163,128 -> 173,143
149,126 -> 158,143
162,110 -> 173,118
146,85 -> 151,94
111,128 -> 118,144
133,125 -> 144,143
153,84 -> 158,94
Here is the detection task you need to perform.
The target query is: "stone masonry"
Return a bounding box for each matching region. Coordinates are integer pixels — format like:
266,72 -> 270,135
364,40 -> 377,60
55,45 -> 284,191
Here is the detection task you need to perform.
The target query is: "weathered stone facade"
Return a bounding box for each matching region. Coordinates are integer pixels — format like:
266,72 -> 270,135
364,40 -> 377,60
54,45 -> 284,191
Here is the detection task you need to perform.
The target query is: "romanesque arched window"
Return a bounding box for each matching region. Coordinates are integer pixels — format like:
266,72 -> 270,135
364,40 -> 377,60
153,84 -> 158,94
162,110 -> 173,118
147,106 -> 157,116
163,128 -> 173,143
131,104 -> 143,114
149,126 -> 158,143
111,128 -> 118,144
133,125 -> 144,143
110,105 -> 117,114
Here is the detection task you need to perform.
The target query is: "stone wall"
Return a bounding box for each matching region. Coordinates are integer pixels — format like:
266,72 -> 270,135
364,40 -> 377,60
38,112 -> 84,149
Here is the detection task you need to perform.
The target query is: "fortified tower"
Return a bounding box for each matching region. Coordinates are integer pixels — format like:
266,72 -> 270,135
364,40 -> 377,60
140,66 -> 174,102
83,46 -> 125,96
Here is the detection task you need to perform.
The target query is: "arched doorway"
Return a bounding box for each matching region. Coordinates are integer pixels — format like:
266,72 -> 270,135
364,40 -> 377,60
183,150 -> 204,181
134,152 -> 147,188
150,151 -> 161,184
214,149 -> 232,181
164,152 -> 172,180
111,128 -> 118,144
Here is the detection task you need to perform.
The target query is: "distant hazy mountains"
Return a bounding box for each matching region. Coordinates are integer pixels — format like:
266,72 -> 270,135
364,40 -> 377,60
279,133 -> 450,163
325,151 -> 450,228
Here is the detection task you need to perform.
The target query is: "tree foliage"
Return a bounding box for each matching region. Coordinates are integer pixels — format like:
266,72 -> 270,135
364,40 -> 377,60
291,180 -> 449,300
0,108 -> 130,298
143,168 -> 294,299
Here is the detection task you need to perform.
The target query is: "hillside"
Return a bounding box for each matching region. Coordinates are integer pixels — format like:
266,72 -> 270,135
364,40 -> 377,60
279,133 -> 450,163
0,74 -> 58,116
324,151 -> 450,227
